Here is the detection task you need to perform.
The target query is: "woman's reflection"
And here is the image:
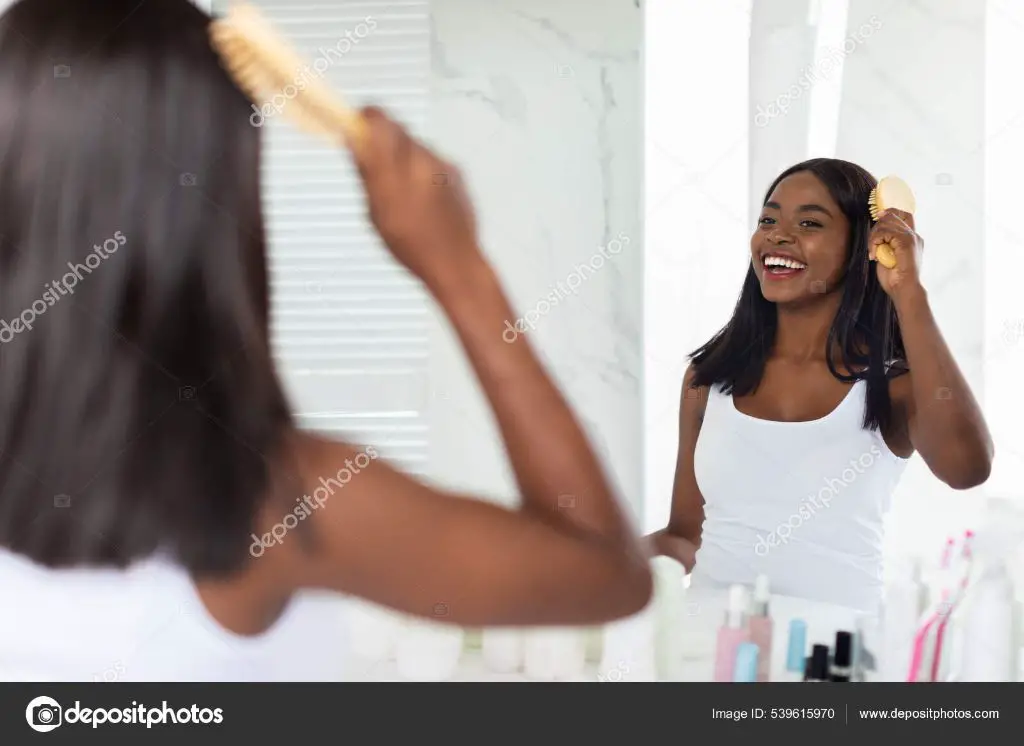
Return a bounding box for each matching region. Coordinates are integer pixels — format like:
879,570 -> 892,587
647,159 -> 993,612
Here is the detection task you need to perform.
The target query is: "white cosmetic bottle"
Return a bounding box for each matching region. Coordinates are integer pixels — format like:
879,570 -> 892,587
957,558 -> 1020,682
481,628 -> 523,674
523,628 -> 586,680
346,598 -> 403,663
651,556 -> 687,681
599,603 -> 657,682
879,557 -> 927,681
395,617 -> 465,682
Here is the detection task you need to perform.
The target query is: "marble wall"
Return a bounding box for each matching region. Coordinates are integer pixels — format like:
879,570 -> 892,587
423,0 -> 644,521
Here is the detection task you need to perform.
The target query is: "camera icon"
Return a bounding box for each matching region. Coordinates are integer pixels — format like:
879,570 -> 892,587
53,494 -> 71,508
809,279 -> 827,294
935,387 -> 952,400
432,173 -> 449,186
432,602 -> 449,617
26,696 -> 62,732
557,64 -> 574,77
179,173 -> 197,187
178,385 -> 196,401
53,65 -> 71,78
557,494 -> 576,510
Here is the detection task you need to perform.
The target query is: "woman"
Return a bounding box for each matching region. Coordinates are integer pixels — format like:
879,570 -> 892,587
648,158 -> 992,612
0,0 -> 650,680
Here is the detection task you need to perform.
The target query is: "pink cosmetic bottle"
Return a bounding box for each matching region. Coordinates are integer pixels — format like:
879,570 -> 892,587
748,574 -> 773,682
713,584 -> 751,682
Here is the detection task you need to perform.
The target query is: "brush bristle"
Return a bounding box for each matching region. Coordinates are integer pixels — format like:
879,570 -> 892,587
208,6 -> 364,148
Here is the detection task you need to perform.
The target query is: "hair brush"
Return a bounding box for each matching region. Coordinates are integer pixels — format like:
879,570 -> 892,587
867,175 -> 916,269
207,2 -> 366,150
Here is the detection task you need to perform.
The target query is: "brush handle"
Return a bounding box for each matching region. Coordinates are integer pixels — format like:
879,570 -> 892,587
875,242 -> 897,269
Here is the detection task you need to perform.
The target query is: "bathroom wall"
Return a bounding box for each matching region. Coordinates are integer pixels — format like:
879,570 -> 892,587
423,0 -> 644,521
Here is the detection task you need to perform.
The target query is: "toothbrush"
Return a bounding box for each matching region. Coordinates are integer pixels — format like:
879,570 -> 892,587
906,536 -> 957,681
929,531 -> 975,681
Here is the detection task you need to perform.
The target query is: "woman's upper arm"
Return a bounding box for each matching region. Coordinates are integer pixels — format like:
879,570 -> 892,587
667,365 -> 708,542
883,372 -> 915,458
273,435 -> 651,627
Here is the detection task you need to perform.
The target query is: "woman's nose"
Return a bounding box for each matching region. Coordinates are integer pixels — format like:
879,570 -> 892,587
767,229 -> 793,245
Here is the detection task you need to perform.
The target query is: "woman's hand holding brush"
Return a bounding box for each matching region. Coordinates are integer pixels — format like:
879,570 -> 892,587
868,208 -> 925,302
349,106 -> 485,297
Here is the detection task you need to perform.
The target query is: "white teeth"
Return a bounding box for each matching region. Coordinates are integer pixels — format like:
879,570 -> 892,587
763,255 -> 806,270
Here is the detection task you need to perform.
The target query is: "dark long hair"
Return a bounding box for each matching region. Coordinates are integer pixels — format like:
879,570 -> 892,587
0,0 -> 293,576
689,158 -> 907,432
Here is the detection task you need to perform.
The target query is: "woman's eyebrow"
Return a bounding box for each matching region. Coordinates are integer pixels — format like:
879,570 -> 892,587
763,200 -> 833,218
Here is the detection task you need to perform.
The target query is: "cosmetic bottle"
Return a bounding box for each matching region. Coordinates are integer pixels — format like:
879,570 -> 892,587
934,531 -> 976,681
926,537 -> 956,607
732,642 -> 759,683
783,618 -> 807,682
880,556 -> 927,681
830,631 -> 853,681
713,584 -> 750,682
346,598 -> 402,662
600,602 -> 657,682
747,574 -> 773,682
909,533 -> 975,682
852,614 -> 879,681
957,557 -> 1020,682
481,628 -> 523,674
804,644 -> 830,682
651,556 -> 687,681
523,628 -> 586,680
395,617 -> 465,681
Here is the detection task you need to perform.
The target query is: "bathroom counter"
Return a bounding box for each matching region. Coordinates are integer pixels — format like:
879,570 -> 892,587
342,584 -> 872,682
344,649 -> 716,682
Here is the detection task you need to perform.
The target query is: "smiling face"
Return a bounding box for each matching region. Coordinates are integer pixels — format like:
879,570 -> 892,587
751,170 -> 851,305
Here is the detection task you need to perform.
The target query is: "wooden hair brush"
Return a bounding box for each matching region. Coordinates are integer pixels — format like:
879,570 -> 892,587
867,175 -> 916,269
208,2 -> 366,150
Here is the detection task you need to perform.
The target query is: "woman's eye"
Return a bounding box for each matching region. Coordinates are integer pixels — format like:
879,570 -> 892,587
799,220 -> 822,228
758,217 -> 774,226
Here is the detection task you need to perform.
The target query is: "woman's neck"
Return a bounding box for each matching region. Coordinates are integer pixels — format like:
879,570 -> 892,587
773,291 -> 844,363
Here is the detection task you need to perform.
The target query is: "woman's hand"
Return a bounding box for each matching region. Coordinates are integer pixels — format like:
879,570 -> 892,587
868,208 -> 925,301
350,106 -> 482,294
647,530 -> 698,573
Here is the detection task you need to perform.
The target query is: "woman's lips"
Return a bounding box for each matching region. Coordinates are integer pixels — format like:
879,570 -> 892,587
762,266 -> 806,280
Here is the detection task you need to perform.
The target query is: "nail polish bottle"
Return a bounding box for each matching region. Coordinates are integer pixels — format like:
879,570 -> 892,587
713,584 -> 751,682
830,631 -> 853,681
732,641 -> 760,683
747,575 -> 773,682
784,619 -> 807,682
803,644 -> 830,682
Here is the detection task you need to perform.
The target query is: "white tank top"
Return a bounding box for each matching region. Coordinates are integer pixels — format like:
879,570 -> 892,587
689,379 -> 909,612
0,548 -> 350,681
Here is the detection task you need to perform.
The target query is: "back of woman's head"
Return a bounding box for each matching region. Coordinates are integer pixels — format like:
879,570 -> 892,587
0,0 -> 292,575
690,157 -> 905,431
